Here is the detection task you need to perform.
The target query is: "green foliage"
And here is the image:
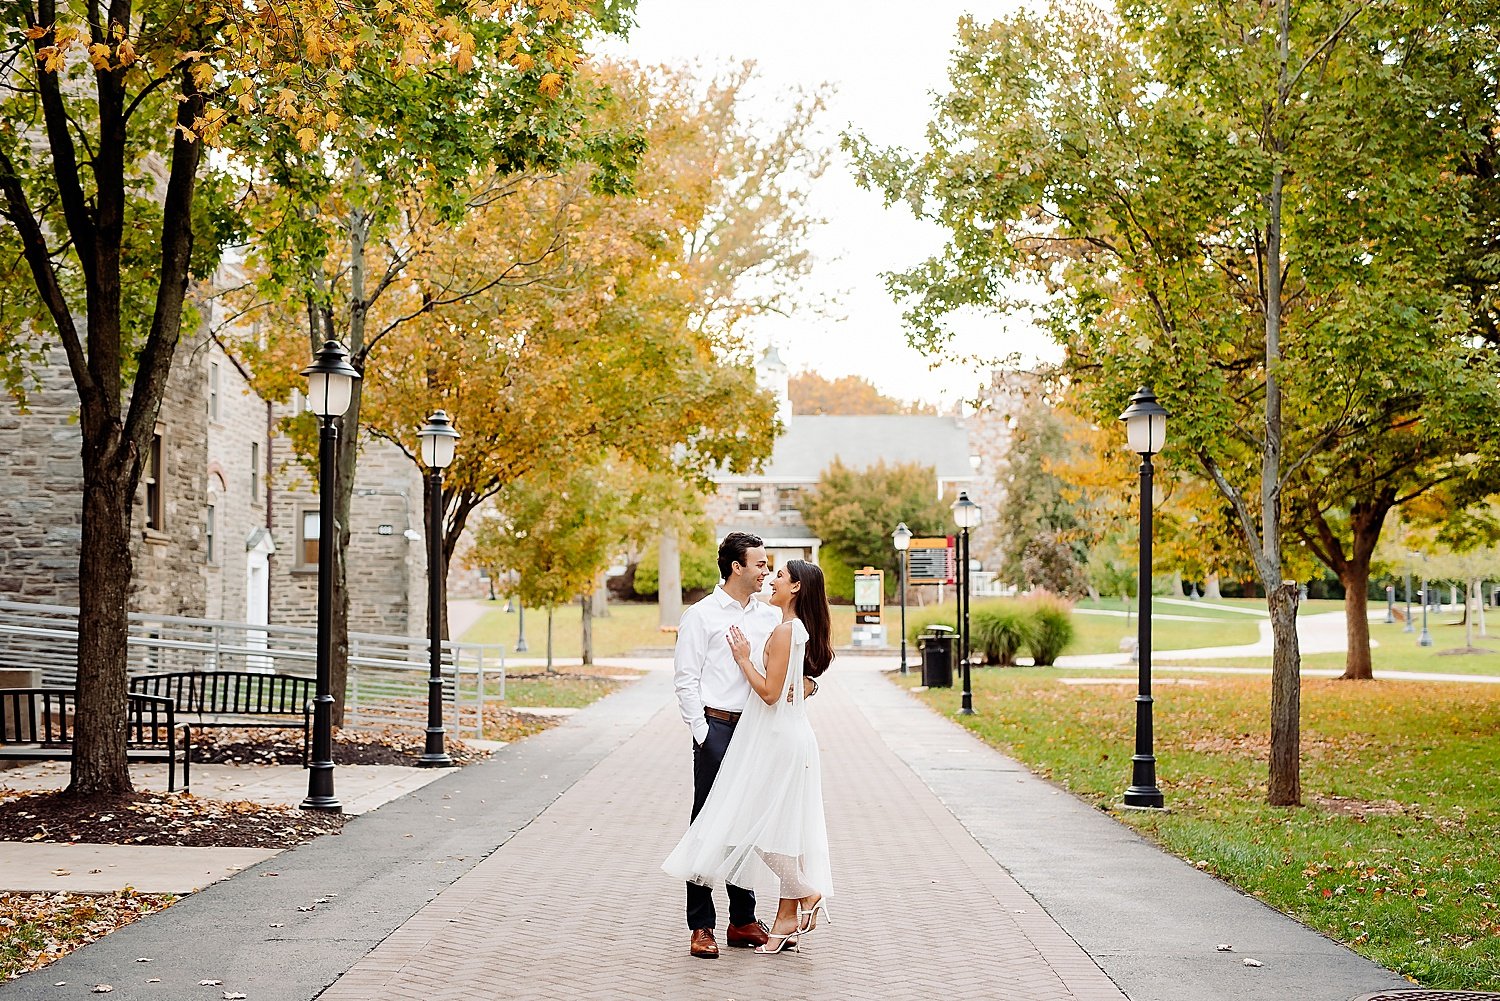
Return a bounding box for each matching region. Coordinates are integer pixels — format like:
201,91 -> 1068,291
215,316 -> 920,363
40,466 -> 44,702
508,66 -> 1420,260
471,460 -> 633,613
1022,594 -> 1076,666
633,519 -> 720,597
803,460 -> 953,588
994,387 -> 1082,581
819,545 -> 857,604
971,604 -> 1034,666
905,605 -> 957,645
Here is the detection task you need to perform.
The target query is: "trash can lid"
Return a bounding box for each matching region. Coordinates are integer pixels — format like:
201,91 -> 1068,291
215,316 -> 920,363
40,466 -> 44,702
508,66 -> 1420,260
922,624 -> 956,635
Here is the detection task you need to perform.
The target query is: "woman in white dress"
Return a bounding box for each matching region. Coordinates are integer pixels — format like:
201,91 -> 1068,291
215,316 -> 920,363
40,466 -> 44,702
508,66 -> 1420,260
663,559 -> 835,955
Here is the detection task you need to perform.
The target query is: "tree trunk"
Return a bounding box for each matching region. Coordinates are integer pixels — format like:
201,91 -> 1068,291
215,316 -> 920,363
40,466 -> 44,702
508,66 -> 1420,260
1266,581 -> 1301,806
658,526 -> 682,628
1204,573 -> 1222,600
329,400 -> 360,727
546,606 -> 555,674
69,462 -> 135,796
581,593 -> 593,666
1466,578 -> 1476,648
1338,559 -> 1373,680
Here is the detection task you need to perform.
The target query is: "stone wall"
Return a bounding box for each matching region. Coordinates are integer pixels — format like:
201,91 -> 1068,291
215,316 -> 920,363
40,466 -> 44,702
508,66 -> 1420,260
203,340 -> 271,622
129,332 -> 209,618
0,349 -> 85,605
0,336 -> 213,617
269,428 -> 427,638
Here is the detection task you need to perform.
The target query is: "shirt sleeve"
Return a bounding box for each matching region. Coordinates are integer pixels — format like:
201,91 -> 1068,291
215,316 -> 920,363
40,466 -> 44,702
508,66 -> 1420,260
673,605 -> 710,744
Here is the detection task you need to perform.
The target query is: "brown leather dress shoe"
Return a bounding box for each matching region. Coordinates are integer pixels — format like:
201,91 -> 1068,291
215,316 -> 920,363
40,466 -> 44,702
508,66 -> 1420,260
726,920 -> 769,948
690,928 -> 719,959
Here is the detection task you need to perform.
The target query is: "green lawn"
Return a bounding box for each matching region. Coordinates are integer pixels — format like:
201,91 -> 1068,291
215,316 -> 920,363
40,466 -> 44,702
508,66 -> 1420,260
1160,613 -> 1500,677
459,598 -> 1273,661
1070,610 -> 1261,655
899,668 -> 1500,989
461,600 -> 865,657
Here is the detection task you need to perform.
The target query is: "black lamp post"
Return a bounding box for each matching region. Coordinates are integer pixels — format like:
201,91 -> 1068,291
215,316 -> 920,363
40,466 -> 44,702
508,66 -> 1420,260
1120,386 -> 1167,810
300,340 -> 360,813
1404,559 -> 1415,633
1419,573 -> 1434,647
950,492 -> 982,715
418,410 -> 460,768
893,523 -> 913,675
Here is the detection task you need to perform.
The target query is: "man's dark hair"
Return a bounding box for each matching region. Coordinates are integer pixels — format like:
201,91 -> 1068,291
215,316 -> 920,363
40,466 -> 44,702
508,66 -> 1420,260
717,532 -> 764,581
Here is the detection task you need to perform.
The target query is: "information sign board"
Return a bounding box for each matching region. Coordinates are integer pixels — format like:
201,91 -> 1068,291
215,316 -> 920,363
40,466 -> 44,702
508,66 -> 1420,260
907,537 -> 956,585
853,568 -> 884,625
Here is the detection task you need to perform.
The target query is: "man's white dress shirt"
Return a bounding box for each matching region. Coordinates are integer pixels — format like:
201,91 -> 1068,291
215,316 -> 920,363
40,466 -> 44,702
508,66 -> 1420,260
674,586 -> 783,744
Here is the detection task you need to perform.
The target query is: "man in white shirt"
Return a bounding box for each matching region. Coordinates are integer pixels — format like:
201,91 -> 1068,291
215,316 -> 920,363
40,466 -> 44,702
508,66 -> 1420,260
674,531 -> 782,959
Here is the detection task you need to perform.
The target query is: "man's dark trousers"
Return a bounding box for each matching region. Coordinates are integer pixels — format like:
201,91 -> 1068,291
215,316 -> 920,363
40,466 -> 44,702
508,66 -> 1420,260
686,714 -> 756,930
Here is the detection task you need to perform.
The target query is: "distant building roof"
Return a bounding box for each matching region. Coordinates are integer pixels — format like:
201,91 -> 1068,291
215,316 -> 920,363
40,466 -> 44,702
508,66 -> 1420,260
724,415 -> 974,483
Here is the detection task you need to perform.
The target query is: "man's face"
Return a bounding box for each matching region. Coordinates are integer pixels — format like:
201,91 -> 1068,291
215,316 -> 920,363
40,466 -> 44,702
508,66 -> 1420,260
735,546 -> 770,591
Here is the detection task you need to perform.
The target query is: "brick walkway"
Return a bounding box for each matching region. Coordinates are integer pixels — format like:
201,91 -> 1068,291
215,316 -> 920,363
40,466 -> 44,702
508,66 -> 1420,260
319,669 -> 1125,1001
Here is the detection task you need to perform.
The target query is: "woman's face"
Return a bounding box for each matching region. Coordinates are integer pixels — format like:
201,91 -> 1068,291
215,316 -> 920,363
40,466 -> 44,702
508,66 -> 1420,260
769,566 -> 798,608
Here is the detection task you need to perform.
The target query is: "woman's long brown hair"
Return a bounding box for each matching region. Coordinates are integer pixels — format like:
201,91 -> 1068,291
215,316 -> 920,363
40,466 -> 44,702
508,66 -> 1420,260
786,560 -> 834,678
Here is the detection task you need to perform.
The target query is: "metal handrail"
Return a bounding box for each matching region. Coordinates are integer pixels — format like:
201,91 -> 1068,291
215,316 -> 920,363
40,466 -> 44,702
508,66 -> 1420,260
0,598 -> 503,737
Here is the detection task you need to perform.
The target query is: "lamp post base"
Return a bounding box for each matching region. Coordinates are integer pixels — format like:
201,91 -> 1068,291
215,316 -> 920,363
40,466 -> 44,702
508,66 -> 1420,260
1122,785 -> 1165,809
300,793 -> 343,813
419,729 -> 455,768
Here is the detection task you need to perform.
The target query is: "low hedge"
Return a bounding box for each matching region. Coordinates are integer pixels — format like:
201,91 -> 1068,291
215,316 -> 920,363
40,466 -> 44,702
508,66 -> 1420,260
903,594 -> 1075,666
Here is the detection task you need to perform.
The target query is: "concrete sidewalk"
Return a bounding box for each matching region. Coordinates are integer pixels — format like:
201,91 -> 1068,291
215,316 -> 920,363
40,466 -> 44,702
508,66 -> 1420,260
3,660 -> 1410,1000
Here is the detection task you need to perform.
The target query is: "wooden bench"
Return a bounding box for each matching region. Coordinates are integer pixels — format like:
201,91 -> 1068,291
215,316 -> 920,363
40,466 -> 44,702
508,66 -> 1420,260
0,687 -> 188,791
128,671 -> 314,767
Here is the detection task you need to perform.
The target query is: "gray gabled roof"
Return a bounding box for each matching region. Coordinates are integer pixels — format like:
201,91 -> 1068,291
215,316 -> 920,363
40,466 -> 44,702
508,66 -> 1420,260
725,415 -> 974,482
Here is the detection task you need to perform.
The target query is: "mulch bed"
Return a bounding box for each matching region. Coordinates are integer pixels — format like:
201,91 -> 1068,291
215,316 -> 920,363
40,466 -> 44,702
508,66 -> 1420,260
0,790 -> 345,849
189,723 -> 493,767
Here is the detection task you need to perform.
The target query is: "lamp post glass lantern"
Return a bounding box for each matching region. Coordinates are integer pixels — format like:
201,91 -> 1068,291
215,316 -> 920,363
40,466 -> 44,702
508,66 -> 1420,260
893,523 -> 913,675
299,340 -> 360,813
1119,386 -> 1167,810
418,410 -> 460,767
950,492 -> 981,715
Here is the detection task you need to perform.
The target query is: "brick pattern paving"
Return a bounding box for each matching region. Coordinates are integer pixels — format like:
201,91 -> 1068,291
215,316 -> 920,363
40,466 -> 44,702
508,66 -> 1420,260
321,672 -> 1127,1001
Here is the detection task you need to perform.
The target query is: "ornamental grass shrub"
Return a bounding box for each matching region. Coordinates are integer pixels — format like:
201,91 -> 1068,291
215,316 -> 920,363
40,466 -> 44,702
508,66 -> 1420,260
1023,592 -> 1076,666
970,603 -> 1034,666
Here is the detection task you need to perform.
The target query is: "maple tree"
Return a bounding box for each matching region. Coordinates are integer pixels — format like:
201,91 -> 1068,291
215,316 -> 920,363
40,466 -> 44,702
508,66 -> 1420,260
0,1 -> 493,794
850,1 -> 1500,803
225,6 -> 644,719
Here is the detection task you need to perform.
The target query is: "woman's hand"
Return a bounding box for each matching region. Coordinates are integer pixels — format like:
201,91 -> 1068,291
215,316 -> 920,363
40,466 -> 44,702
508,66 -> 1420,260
726,626 -> 752,667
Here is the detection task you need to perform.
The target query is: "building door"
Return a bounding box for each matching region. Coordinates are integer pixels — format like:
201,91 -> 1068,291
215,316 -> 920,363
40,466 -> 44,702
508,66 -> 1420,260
245,528 -> 274,671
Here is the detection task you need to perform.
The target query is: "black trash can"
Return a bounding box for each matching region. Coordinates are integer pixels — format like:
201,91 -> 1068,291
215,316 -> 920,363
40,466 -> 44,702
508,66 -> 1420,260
919,625 -> 956,688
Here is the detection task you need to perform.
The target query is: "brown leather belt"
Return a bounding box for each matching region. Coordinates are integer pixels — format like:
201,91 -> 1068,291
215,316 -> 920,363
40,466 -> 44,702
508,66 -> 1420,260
704,706 -> 742,724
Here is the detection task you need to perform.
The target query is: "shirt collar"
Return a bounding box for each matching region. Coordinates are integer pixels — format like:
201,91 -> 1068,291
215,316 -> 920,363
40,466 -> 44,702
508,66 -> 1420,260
713,585 -> 757,611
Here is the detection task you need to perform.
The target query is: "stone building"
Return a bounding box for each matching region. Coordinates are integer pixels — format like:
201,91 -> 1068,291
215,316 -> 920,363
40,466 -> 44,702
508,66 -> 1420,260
0,326 -> 428,640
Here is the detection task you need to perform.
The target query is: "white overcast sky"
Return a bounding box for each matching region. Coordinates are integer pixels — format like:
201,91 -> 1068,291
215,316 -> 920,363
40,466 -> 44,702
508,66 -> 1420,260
609,1 -> 1058,408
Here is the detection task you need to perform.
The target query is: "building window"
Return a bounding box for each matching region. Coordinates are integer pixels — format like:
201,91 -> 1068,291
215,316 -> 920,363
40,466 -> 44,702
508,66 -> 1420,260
206,503 -> 216,563
299,510 -> 320,567
250,441 -> 261,504
144,431 -> 164,531
208,361 -> 220,421
776,486 -> 801,516
737,488 -> 761,513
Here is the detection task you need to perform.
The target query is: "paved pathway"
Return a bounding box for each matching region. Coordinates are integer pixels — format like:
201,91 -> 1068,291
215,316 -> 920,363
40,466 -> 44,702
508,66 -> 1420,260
4,660 -> 1411,1001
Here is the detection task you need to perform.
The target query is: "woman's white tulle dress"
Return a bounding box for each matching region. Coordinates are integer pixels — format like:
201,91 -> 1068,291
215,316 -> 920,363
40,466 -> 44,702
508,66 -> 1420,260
662,618 -> 833,900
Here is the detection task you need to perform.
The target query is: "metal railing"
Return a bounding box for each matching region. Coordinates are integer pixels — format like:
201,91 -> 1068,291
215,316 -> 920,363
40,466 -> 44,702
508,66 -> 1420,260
0,598 -> 504,738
